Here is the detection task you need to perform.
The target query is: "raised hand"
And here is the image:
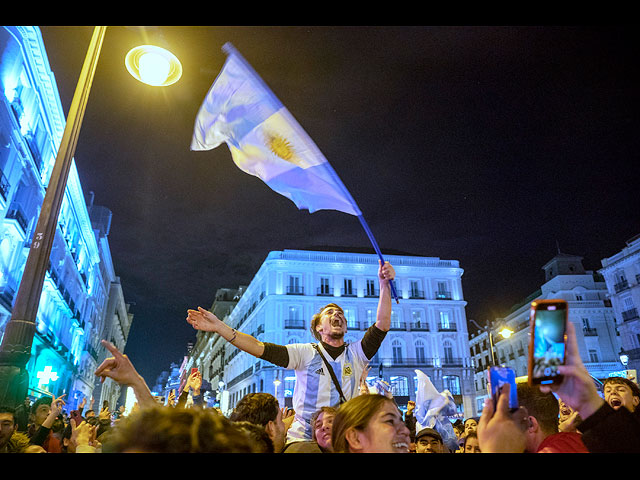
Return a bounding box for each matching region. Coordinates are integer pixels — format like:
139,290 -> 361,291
186,307 -> 223,332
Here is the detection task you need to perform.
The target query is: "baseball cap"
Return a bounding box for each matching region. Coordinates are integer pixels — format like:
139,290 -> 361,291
416,427 -> 442,442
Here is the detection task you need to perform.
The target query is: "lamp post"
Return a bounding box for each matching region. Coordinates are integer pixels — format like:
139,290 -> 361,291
0,27 -> 182,407
469,319 -> 514,367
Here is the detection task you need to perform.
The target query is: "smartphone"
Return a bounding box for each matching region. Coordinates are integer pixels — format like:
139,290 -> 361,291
487,366 -> 519,411
528,299 -> 568,386
190,367 -> 198,376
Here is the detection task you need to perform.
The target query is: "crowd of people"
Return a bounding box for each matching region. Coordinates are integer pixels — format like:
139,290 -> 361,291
2,259 -> 639,453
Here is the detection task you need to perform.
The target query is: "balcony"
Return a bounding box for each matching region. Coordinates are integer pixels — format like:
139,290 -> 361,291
438,322 -> 457,332
389,322 -> 407,331
435,290 -> 452,300
409,289 -> 425,299
286,286 -> 304,295
614,280 -> 629,293
284,319 -> 306,329
0,171 -> 10,202
410,322 -> 429,331
316,287 -> 334,296
622,308 -> 639,322
5,203 -> 29,234
583,327 -> 598,337
364,288 -> 379,298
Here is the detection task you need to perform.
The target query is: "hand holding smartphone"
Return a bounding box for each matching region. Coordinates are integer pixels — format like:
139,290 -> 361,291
528,299 -> 568,386
487,366 -> 519,411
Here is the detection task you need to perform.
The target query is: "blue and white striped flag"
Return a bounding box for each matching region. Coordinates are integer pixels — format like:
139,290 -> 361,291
191,43 -> 361,216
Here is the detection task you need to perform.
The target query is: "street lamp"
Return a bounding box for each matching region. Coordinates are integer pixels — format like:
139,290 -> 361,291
0,26 -> 181,407
125,45 -> 182,87
274,379 -> 281,399
469,319 -> 514,367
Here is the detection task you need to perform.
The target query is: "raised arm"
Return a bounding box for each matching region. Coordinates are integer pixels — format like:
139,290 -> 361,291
186,307 -> 265,358
94,340 -> 156,409
375,261 -> 395,332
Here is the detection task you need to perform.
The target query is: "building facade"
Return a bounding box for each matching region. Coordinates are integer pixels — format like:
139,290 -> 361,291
470,252 -> 623,413
0,26 -> 132,409
599,234 -> 640,381
187,249 -> 475,418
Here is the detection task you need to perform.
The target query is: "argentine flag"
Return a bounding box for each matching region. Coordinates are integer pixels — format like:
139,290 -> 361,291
191,43 -> 361,216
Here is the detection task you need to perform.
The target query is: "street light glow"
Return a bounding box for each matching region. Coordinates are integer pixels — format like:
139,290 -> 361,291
125,45 -> 182,86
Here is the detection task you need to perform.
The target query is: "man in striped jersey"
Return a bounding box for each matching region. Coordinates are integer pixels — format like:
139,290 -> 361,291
186,260 -> 395,444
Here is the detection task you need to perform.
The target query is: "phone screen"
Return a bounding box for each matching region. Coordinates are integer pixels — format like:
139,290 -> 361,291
488,366 -> 518,410
531,302 -> 567,384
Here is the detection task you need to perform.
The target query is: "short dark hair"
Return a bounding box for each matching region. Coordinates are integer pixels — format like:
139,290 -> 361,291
516,383 -> 559,435
0,405 -> 16,423
233,421 -> 274,453
229,392 -> 279,427
310,303 -> 344,341
603,377 -> 640,399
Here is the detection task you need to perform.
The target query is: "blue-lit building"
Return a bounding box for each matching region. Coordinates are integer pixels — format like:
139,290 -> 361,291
469,252 -> 623,414
0,26 -> 132,409
187,249 -> 476,418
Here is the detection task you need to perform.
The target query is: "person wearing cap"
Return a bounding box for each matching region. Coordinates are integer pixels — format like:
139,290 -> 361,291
415,427 -> 445,453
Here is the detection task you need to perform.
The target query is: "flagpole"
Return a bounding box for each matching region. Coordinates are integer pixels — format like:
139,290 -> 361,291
356,214 -> 400,304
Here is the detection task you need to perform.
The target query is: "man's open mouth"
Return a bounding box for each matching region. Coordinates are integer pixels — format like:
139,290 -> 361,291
609,397 -> 622,408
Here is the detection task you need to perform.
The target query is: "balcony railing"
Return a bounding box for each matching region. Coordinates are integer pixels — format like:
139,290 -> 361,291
438,322 -> 457,332
622,308 -> 639,322
284,319 -> 306,329
0,171 -> 10,202
615,280 -> 630,293
583,327 -> 598,337
286,286 -> 304,295
316,287 -> 334,296
409,289 -> 425,299
6,203 -> 29,234
410,322 -> 429,331
435,290 -> 452,300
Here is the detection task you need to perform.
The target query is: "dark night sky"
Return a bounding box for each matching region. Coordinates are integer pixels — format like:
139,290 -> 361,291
36,25 -> 639,385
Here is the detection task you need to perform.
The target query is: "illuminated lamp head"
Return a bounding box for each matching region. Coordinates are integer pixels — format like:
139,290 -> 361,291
125,45 -> 182,87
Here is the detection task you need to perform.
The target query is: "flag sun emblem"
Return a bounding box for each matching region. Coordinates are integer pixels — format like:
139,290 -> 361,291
266,132 -> 301,165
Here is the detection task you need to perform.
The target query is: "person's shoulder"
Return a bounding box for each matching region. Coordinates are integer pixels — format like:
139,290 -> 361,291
282,440 -> 323,453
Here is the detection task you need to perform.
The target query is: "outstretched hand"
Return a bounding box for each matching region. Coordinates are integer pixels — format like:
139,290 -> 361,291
186,307 -> 223,332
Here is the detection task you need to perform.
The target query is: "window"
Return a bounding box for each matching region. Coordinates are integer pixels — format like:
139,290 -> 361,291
287,275 -> 303,295
344,307 -> 357,329
343,278 -> 355,296
390,375 -> 409,396
391,310 -> 402,329
443,341 -> 454,363
319,277 -> 331,295
366,279 -> 377,297
439,311 -> 451,329
436,281 -> 451,299
366,308 -> 375,324
412,309 -> 425,329
392,339 -> 403,364
409,280 -> 423,298
415,339 -> 426,364
442,375 -> 461,395
589,349 -> 599,363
